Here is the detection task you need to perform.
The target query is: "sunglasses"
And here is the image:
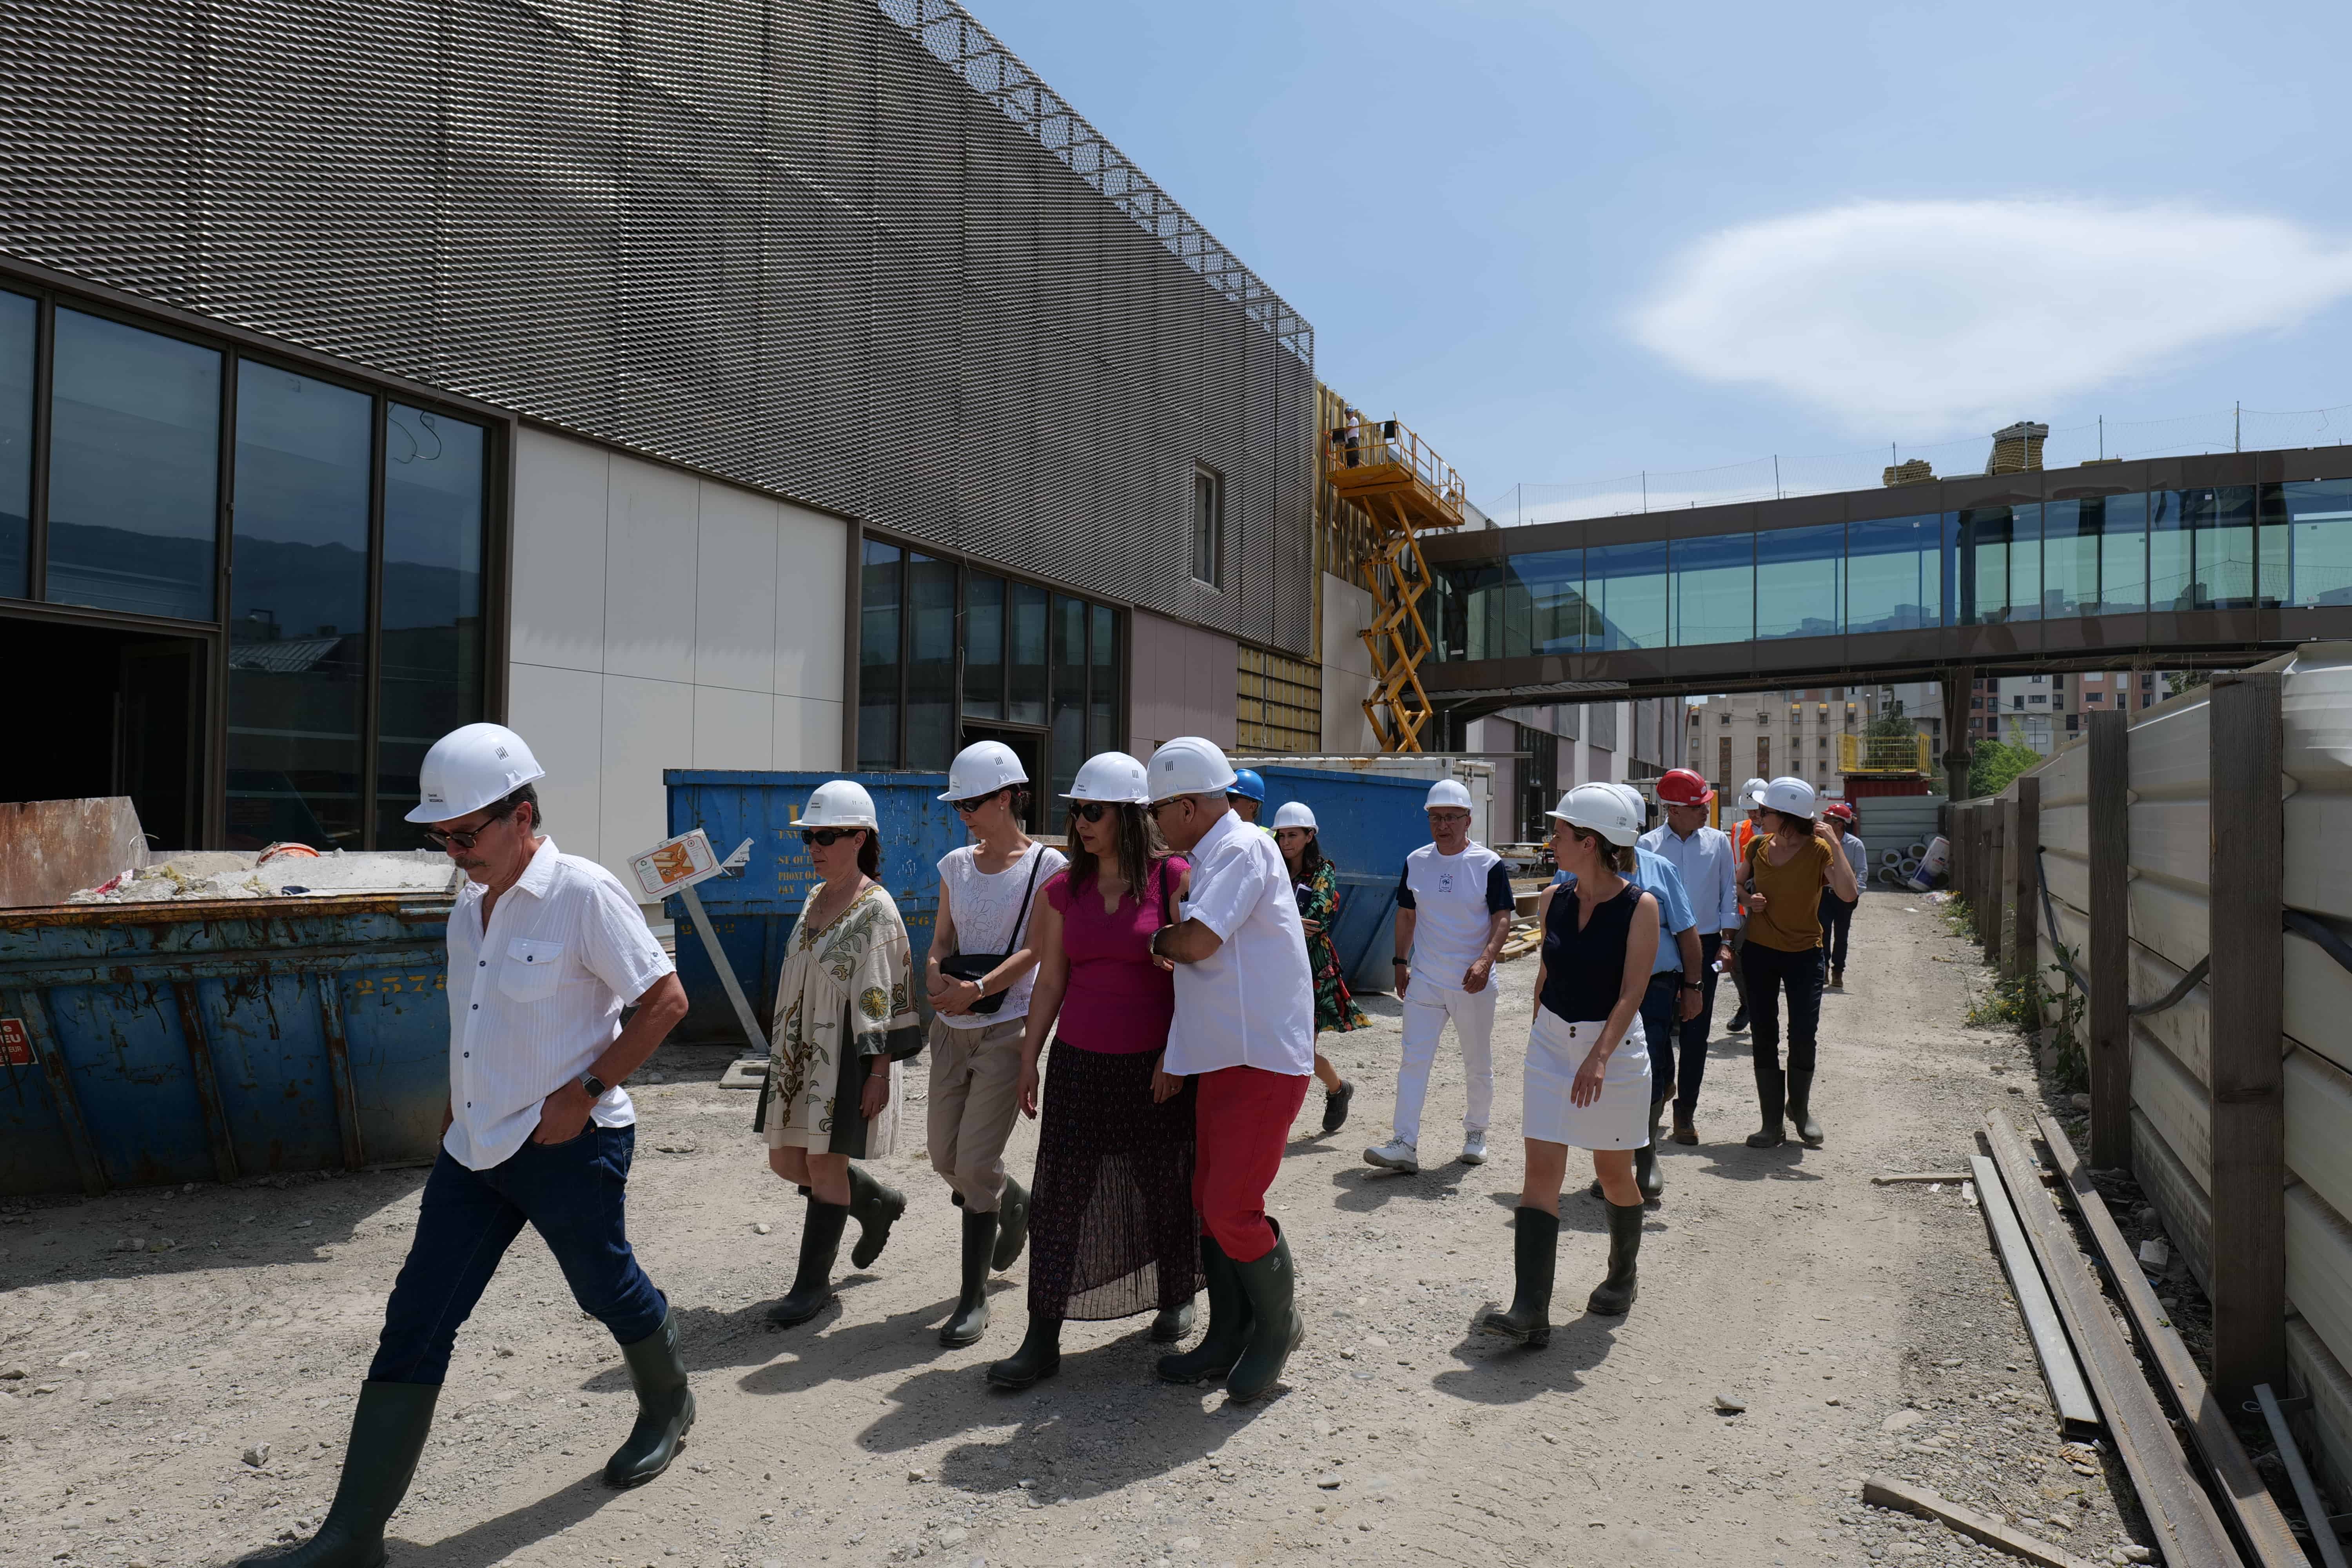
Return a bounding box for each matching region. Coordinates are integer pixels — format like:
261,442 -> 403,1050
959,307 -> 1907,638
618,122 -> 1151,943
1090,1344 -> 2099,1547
800,828 -> 862,847
423,800 -> 517,851
1147,799 -> 1189,818
951,791 -> 1004,815
1069,802 -> 1115,823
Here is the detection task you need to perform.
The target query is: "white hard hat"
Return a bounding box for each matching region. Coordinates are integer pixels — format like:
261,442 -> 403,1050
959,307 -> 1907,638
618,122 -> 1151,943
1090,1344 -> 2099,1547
1605,782 -> 1649,820
1147,737 -> 1238,802
406,722 -> 546,823
1424,778 -> 1474,811
940,739 -> 1029,802
1271,801 -> 1318,831
1065,751 -> 1149,805
801,779 -> 879,830
1738,776 -> 1770,809
1545,782 -> 1643,847
1760,775 -> 1818,820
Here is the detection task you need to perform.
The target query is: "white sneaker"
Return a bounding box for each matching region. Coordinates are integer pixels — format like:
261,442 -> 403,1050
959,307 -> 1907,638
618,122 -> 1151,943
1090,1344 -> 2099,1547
1363,1138 -> 1420,1174
1459,1131 -> 1489,1165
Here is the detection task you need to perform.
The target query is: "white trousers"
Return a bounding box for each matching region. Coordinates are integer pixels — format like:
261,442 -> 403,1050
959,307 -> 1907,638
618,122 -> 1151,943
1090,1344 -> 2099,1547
1391,979 -> 1497,1145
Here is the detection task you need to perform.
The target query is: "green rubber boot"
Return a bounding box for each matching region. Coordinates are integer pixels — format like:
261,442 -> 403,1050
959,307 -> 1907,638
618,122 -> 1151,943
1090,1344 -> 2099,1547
1476,1206 -> 1558,1348
235,1381 -> 437,1566
1745,1062 -> 1787,1149
1149,1299 -> 1197,1343
604,1307 -> 694,1488
985,1315 -> 1062,1389
845,1164 -> 907,1270
1634,1098 -> 1666,1200
991,1174 -> 1031,1270
1156,1235 -> 1251,1384
940,1207 -> 998,1347
767,1196 -> 849,1326
1225,1224 -> 1303,1403
1586,1200 -> 1645,1316
1786,1071 -> 1824,1147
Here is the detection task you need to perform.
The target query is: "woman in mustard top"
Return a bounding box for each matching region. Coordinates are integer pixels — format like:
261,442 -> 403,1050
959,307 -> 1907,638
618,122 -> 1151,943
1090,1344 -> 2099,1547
1735,777 -> 1858,1151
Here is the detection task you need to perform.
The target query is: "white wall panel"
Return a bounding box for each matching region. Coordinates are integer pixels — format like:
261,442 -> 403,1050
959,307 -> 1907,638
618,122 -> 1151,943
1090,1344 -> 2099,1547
773,503 -> 846,702
2040,802 -> 2089,857
775,695 -> 844,772
507,661 -> 606,864
2128,939 -> 2209,1084
602,456 -> 699,684
599,677 -> 696,888
2128,694 -> 2211,797
1319,570 -> 1377,753
2125,797 -> 2210,893
2284,791 -> 2352,924
2133,1108 -> 2212,1290
2288,927 -> 2352,1075
509,428 -> 609,674
2288,1184 -> 2352,1393
2131,1025 -> 2209,1187
2289,1319 -> 2352,1521
2127,875 -> 2209,979
2283,647 -> 2352,788
693,685 -> 773,772
692,481 -> 780,695
2288,1047 -> 2352,1230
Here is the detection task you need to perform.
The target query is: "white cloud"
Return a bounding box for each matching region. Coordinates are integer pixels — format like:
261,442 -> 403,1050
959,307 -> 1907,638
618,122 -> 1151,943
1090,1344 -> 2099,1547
1631,198 -> 2352,434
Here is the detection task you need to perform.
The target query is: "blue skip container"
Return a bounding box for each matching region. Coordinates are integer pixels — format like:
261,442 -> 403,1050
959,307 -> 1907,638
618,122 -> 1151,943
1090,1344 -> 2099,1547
1253,766 -> 1435,996
0,895 -> 456,1197
662,771 -> 959,1048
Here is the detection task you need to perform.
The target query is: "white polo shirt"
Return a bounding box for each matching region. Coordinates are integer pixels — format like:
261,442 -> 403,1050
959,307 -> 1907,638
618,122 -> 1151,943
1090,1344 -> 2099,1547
443,837 -> 676,1171
1165,810 -> 1315,1078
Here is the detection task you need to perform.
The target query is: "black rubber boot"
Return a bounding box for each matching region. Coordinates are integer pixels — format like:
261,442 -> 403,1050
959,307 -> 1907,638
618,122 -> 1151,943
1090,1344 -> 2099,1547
1156,1236 -> 1252,1384
985,1315 -> 1062,1388
845,1165 -> 907,1270
1149,1299 -> 1197,1343
1476,1206 -> 1558,1348
1726,1007 -> 1749,1033
235,1381 -> 438,1566
1744,1063 -> 1787,1149
1634,1099 -> 1666,1201
991,1175 -> 1031,1271
1321,1080 -> 1354,1135
1787,1071 -> 1824,1147
766,1196 -> 849,1325
604,1308 -> 694,1488
1586,1200 -> 1645,1316
1224,1223 -> 1303,1403
940,1207 -> 998,1347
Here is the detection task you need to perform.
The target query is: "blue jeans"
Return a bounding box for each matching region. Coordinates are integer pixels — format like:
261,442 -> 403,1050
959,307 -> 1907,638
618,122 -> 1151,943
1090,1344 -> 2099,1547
1642,958 -> 1721,1116
369,1124 -> 668,1385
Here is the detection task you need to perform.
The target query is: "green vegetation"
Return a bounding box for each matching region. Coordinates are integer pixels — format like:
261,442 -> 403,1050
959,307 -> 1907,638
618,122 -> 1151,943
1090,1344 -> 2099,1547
1968,719 -> 2044,801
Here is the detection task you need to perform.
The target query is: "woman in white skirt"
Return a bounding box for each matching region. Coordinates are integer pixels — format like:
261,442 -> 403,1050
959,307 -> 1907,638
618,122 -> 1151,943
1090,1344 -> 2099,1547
1480,784 -> 1659,1346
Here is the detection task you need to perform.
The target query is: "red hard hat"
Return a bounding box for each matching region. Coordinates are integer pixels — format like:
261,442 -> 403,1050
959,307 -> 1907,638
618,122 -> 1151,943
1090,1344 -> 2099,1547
1657,768 -> 1714,806
1824,800 -> 1857,822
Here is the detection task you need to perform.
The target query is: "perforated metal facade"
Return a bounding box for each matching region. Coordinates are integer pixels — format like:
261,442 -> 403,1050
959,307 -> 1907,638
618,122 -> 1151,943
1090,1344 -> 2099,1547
0,0 -> 1318,653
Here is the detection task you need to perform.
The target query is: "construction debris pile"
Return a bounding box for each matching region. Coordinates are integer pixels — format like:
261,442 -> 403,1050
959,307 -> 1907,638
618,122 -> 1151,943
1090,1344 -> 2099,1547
71,847 -> 460,904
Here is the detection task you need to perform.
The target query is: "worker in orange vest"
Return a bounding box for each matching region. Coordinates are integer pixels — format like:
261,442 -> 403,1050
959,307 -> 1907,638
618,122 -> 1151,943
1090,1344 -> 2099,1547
1724,779 -> 1768,1034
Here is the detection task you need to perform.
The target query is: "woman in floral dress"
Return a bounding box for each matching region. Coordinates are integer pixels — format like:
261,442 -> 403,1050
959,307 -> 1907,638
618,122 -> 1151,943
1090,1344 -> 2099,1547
757,779 -> 924,1327
1272,802 -> 1362,1134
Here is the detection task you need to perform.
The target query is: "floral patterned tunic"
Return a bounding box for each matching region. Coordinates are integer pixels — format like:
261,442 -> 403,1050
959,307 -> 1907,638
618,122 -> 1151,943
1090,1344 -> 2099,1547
1295,860 -> 1367,1035
758,882 -> 924,1157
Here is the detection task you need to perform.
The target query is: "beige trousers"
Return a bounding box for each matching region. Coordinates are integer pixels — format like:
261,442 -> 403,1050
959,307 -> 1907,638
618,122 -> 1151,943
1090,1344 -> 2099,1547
927,1014 -> 1027,1212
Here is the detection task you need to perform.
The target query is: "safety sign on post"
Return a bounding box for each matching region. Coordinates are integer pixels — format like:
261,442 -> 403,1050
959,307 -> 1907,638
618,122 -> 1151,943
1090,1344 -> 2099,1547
626,829 -> 762,1056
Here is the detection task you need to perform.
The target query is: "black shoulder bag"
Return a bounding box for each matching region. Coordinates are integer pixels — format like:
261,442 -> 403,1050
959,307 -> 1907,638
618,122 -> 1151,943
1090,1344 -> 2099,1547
939,848 -> 1046,1015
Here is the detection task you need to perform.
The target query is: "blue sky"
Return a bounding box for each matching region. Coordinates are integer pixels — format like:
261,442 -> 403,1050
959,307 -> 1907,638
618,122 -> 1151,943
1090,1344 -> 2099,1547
968,0 -> 2352,513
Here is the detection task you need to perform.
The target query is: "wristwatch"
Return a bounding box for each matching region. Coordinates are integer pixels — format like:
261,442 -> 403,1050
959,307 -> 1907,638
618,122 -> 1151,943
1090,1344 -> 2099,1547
1392,956 -> 1410,967
579,1073 -> 608,1098
1680,978 -> 1704,992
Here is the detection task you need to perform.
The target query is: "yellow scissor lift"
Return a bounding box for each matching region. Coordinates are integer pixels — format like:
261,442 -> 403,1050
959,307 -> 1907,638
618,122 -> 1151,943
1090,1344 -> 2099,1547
1325,415 -> 1468,751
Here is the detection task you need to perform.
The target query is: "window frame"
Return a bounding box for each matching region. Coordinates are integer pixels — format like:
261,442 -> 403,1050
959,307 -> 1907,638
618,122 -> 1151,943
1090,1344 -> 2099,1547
1192,463 -> 1226,591
0,259 -> 512,849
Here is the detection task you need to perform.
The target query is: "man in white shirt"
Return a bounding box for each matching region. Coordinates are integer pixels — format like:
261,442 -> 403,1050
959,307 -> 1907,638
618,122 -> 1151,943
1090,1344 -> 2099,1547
1638,769 -> 1740,1145
1364,778 -> 1516,1175
245,724 -> 692,1568
1143,736 -> 1314,1404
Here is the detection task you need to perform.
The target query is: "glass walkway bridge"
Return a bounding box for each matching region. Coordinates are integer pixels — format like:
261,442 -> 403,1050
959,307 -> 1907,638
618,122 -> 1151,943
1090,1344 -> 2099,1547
1418,444 -> 2352,722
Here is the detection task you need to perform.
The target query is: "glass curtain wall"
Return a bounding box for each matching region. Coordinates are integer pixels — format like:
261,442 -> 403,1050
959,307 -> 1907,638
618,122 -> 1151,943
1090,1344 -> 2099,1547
857,545 -> 1124,804
0,290 -> 493,849
227,365 -> 373,847
1428,475 -> 2352,660
0,291 -> 31,598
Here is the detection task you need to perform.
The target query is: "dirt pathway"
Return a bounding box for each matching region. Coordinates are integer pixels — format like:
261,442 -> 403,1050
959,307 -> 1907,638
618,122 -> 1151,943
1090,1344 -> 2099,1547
0,895 -> 2156,1567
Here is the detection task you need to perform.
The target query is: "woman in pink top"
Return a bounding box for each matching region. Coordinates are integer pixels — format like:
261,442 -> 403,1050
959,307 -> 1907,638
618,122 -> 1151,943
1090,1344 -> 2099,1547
985,752 -> 1199,1389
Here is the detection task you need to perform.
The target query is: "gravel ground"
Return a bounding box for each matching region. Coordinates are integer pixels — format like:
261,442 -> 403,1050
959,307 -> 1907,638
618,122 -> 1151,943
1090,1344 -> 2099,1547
0,893 -> 2165,1567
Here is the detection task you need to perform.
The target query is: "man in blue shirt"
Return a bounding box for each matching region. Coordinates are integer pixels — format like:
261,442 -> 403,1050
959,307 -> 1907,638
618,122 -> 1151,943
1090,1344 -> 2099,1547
1550,784 -> 1703,1199
1637,769 -> 1740,1146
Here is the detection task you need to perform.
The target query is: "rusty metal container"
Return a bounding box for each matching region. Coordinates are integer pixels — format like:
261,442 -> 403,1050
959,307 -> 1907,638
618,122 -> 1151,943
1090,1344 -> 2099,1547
0,894 -> 455,1196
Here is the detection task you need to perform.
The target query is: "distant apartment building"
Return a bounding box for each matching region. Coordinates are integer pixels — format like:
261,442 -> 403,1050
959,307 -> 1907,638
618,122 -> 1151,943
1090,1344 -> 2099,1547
1682,685 -> 1906,800
1970,670 -> 2165,755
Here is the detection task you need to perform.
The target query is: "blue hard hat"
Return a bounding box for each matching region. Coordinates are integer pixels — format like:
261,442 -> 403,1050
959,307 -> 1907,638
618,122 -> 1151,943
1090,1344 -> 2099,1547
1228,768 -> 1267,802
